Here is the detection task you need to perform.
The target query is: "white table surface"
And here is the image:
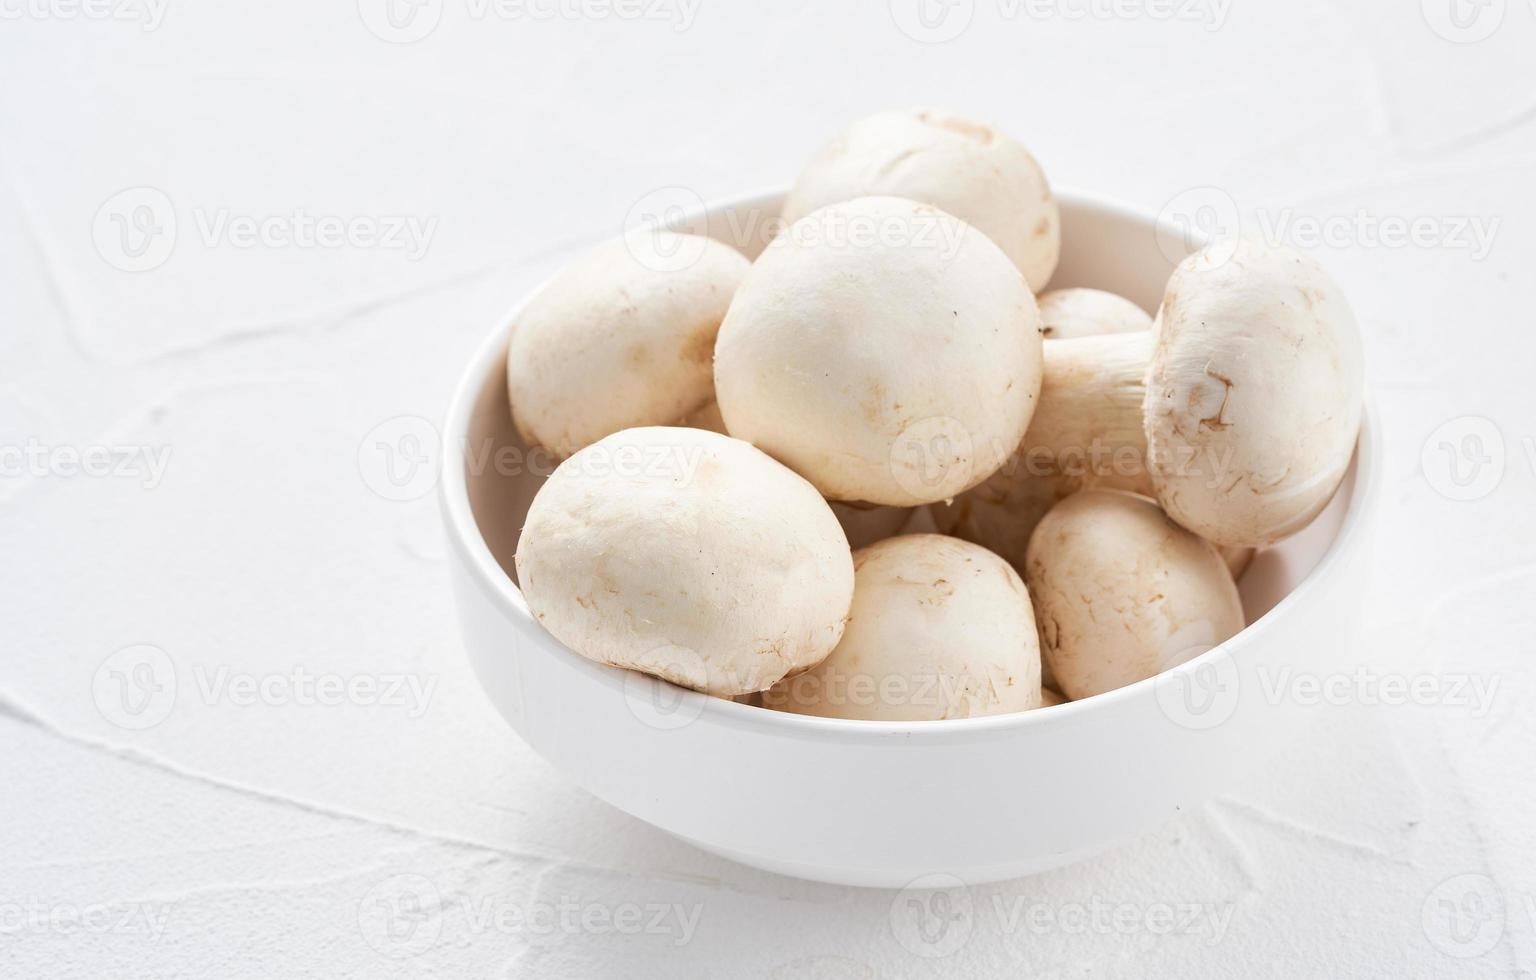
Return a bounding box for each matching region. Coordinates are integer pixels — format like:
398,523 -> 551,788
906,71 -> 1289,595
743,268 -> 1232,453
3,1 -> 1534,976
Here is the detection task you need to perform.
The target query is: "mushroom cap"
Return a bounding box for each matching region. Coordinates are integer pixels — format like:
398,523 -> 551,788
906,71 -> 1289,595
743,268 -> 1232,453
507,232 -> 750,459
931,328 -> 1156,575
764,534 -> 1042,721
1025,490 -> 1245,701
715,196 -> 1044,507
514,427 -> 855,697
682,399 -> 913,547
1145,239 -> 1364,547
1037,288 -> 1154,339
783,108 -> 1061,290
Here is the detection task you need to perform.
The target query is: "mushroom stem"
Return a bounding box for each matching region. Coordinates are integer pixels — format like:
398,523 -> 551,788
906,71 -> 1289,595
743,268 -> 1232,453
1018,332 -> 1154,493
953,241 -> 1363,551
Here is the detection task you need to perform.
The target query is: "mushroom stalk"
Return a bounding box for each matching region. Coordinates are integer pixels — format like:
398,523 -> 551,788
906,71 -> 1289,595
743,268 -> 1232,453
1020,332 -> 1155,493
951,240 -> 1364,550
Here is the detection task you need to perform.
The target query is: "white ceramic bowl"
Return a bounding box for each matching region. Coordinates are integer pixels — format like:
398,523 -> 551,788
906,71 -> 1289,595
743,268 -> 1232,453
441,189 -> 1379,888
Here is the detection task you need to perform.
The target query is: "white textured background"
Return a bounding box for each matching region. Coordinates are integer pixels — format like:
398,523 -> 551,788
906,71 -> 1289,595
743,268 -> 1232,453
3,1 -> 1534,976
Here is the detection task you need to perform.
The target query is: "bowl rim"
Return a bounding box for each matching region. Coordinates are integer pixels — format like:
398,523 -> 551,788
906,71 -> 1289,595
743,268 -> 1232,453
440,186 -> 1381,739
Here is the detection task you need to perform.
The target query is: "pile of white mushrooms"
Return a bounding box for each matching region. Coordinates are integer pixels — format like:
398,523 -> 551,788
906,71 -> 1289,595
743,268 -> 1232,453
511,108 -> 1365,721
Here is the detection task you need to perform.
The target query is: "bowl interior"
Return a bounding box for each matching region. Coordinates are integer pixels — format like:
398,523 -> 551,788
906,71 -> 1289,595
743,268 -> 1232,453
457,191 -> 1358,669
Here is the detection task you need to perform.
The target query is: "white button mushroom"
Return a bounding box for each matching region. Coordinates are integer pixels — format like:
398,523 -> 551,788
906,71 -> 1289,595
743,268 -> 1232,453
1025,491 -> 1245,701
965,239 -> 1364,549
1037,288 -> 1154,339
507,232 -> 750,459
714,196 -> 1044,508
763,534 -> 1042,720
514,427 -> 855,697
930,329 -> 1155,570
1148,239 -> 1365,546
783,108 -> 1061,290
682,399 -> 914,548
